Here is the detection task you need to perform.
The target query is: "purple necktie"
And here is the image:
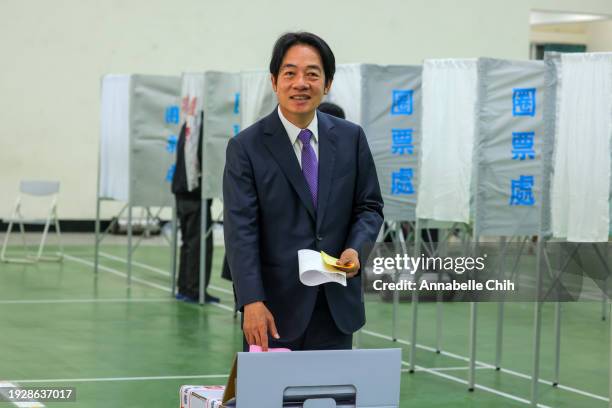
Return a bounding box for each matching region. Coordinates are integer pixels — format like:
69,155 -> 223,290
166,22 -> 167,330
298,129 -> 318,209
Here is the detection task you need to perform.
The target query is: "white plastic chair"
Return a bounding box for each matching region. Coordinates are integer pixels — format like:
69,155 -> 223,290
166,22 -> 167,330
1,181 -> 63,263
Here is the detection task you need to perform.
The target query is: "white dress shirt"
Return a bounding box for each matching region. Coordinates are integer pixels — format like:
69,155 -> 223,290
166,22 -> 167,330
277,106 -> 319,169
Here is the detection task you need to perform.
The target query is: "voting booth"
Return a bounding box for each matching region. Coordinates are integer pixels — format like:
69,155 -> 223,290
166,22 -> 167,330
361,65 -> 422,223
527,51 -> 612,406
549,52 -> 612,242
474,58 -> 555,401
177,69 -> 274,302
319,63 -> 423,342
95,74 -> 181,282
408,58 -> 480,373
413,55 -> 611,406
325,63 -> 363,125
408,58 -> 556,401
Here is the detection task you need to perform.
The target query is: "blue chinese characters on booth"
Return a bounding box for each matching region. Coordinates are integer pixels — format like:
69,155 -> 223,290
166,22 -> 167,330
391,168 -> 415,195
391,129 -> 414,155
233,92 -> 240,115
165,164 -> 176,183
165,105 -> 180,124
232,92 -> 241,136
512,88 -> 536,117
391,90 -> 413,115
166,134 -> 178,153
511,132 -> 535,160
509,175 -> 535,206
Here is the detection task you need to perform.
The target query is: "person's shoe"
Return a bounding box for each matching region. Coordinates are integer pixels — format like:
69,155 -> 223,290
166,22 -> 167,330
182,295 -> 199,304
176,293 -> 199,304
205,293 -> 220,304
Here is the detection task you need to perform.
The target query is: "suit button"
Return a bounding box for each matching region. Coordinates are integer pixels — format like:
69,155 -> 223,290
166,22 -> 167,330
316,235 -> 323,241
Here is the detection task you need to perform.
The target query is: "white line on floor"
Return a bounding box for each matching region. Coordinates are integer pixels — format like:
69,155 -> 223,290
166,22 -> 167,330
0,298 -> 173,305
492,365 -> 609,403
97,252 -> 235,295
361,329 -> 609,403
65,254 -> 235,314
413,366 -> 492,373
7,375 -> 228,384
405,362 -> 553,408
361,329 -> 483,365
207,302 -> 236,312
207,285 -> 234,296
0,381 -> 45,407
64,254 -> 170,292
99,252 -> 170,277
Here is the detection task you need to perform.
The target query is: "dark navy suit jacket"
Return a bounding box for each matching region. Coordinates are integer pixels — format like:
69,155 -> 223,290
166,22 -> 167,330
223,108 -> 383,341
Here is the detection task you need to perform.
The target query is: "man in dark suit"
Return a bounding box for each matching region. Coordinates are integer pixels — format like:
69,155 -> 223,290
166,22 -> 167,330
223,32 -> 383,351
172,112 -> 219,304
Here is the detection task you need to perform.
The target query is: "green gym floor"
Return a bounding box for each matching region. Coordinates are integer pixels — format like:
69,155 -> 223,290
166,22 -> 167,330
0,239 -> 609,407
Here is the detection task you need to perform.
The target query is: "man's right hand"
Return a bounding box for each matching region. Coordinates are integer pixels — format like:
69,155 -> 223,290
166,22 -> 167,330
243,301 -> 279,351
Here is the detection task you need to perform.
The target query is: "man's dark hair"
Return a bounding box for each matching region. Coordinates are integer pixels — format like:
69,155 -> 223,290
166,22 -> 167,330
318,102 -> 345,119
269,32 -> 335,87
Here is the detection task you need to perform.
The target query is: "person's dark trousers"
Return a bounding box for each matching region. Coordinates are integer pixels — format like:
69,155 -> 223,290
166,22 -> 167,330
242,287 -> 353,351
221,255 -> 232,281
221,256 -> 238,311
176,196 -> 213,299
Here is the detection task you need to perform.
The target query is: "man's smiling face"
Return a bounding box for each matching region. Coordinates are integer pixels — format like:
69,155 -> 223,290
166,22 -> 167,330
272,44 -> 330,126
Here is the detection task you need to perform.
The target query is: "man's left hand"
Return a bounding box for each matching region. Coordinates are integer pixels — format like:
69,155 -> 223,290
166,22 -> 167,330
336,248 -> 360,278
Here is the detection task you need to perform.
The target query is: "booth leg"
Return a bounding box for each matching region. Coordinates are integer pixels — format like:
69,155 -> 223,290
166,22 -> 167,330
199,200 -> 208,305
553,302 -> 561,387
603,278 -> 609,321
408,219 -> 421,373
495,236 -> 507,370
495,301 -> 504,370
127,204 -> 133,286
530,239 -> 544,406
171,205 -> 178,296
94,198 -> 101,275
435,290 -> 443,354
468,301 -> 477,391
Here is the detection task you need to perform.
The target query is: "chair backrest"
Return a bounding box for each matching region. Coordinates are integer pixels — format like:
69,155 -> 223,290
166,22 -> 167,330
20,181 -> 60,196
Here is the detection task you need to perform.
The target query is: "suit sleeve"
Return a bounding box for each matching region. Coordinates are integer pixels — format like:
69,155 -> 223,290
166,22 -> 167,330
344,127 -> 384,255
223,137 -> 266,309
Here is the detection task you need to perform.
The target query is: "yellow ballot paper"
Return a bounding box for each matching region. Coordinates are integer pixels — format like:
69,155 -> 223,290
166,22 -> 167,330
321,251 -> 355,272
298,249 -> 347,286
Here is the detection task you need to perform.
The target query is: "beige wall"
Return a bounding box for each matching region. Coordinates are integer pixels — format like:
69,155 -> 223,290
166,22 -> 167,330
0,0 -> 611,219
530,20 -> 612,52
532,0 -> 612,14
586,20 -> 612,51
530,23 -> 588,45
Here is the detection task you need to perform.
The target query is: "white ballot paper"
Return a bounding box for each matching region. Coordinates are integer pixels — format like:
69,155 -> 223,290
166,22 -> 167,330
298,249 -> 347,287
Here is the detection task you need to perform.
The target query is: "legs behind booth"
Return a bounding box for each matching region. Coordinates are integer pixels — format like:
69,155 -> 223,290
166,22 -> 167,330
176,197 -> 218,303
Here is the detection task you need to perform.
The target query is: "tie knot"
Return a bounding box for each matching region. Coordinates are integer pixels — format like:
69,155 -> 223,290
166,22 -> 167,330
298,129 -> 313,145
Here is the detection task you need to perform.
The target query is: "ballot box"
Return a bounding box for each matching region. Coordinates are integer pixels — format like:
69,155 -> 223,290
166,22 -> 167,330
181,348 -> 401,408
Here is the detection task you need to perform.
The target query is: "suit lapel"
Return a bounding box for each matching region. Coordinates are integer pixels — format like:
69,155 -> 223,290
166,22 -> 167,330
316,111 -> 336,232
262,110 -> 316,221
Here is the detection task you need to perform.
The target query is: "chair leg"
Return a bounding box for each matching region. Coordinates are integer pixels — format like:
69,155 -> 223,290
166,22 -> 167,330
35,217 -> 52,261
18,217 -> 29,256
0,220 -> 14,262
1,220 -> 34,264
31,208 -> 63,263
54,210 -> 63,259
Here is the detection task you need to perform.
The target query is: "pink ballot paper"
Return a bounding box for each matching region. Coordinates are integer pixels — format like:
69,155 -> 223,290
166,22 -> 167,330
248,345 -> 291,352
